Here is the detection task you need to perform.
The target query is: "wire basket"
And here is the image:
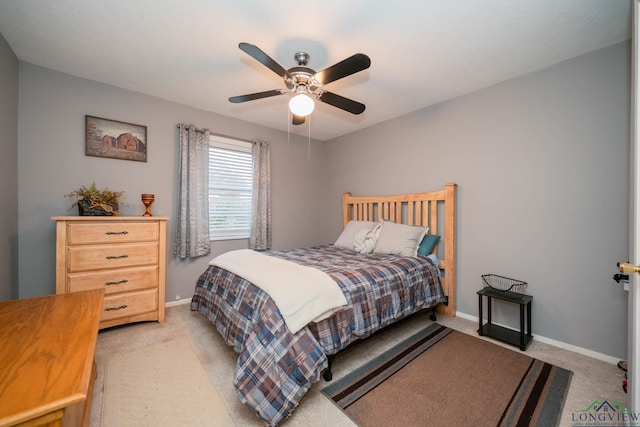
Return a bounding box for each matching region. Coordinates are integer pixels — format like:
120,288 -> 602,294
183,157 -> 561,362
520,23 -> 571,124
482,274 -> 528,297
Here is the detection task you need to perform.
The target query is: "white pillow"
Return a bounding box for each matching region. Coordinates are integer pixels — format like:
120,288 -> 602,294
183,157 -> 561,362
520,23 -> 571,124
334,220 -> 381,250
373,221 -> 429,256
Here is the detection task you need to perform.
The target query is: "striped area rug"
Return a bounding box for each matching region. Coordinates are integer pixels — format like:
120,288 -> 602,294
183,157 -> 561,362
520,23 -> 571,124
322,323 -> 572,427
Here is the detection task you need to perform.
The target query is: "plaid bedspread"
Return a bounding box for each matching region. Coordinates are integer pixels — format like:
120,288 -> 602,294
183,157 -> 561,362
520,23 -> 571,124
191,245 -> 446,426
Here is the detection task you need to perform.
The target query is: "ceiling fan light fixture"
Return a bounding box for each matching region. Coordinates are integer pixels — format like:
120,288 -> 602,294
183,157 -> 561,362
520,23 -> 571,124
289,93 -> 315,116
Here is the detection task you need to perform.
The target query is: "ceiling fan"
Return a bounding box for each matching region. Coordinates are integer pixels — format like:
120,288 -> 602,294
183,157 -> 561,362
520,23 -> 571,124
229,42 -> 371,125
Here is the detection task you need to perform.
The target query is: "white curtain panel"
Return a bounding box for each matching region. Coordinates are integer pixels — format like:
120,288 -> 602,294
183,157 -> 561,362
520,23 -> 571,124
250,139 -> 271,250
175,124 -> 211,259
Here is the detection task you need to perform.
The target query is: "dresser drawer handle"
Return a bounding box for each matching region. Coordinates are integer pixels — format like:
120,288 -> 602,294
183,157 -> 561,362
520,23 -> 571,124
105,279 -> 128,286
106,231 -> 129,235
105,255 -> 129,259
105,305 -> 128,311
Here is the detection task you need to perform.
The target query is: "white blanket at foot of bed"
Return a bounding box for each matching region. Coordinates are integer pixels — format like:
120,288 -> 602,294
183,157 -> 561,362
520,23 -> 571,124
209,249 -> 347,333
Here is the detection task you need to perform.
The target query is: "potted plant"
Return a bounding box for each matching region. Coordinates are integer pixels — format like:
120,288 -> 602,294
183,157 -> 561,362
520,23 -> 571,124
65,182 -> 124,216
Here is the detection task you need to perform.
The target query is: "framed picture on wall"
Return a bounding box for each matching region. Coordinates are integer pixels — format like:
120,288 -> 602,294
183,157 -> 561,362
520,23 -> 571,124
85,115 -> 147,162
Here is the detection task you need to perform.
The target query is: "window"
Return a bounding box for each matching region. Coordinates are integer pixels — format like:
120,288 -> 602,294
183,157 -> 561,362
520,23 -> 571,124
208,135 -> 253,241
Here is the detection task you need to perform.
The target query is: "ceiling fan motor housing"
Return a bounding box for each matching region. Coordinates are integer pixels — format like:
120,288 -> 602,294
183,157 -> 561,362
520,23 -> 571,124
285,66 -> 320,93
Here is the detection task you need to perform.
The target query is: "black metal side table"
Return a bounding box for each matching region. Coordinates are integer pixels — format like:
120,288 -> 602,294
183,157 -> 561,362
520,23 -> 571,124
477,288 -> 532,351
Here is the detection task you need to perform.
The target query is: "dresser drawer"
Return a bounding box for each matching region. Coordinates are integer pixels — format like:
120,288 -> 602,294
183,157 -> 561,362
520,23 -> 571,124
101,289 -> 158,322
67,266 -> 158,294
68,242 -> 158,272
68,222 -> 159,245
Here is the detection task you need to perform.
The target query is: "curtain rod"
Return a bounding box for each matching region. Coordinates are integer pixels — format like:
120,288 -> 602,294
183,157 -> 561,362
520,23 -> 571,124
211,132 -> 255,145
176,125 -> 254,145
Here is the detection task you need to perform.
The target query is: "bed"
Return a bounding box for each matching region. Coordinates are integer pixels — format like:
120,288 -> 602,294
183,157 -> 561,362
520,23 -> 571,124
190,183 -> 457,426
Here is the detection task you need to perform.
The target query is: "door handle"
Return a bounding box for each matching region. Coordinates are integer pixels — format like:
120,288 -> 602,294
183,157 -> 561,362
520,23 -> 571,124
618,262 -> 640,274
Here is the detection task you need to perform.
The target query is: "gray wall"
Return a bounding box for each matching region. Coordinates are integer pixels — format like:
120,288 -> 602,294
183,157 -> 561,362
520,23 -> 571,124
0,33 -> 18,301
323,42 -> 631,358
17,63 -> 326,303
13,42 -> 631,358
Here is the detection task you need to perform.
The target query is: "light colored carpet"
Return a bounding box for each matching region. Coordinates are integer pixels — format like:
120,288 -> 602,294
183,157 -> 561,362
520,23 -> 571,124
91,304 -> 627,427
101,337 -> 235,427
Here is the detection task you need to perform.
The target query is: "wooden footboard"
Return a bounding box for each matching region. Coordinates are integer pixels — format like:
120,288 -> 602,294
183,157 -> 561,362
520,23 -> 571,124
342,183 -> 457,317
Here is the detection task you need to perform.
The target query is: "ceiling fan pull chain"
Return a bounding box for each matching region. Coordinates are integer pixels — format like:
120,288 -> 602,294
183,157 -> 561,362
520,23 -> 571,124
308,114 -> 311,161
287,109 -> 291,152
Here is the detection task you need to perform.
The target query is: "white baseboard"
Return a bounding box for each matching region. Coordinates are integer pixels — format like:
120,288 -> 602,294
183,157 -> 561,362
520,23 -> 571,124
165,298 -> 192,308
455,311 -> 620,365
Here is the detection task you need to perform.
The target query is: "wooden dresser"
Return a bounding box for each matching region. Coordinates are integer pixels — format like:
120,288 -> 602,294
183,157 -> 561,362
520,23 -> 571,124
0,289 -> 104,427
52,216 -> 168,329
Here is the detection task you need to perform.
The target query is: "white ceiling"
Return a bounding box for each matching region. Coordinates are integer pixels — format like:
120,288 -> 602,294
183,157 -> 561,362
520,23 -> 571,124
0,0 -> 631,141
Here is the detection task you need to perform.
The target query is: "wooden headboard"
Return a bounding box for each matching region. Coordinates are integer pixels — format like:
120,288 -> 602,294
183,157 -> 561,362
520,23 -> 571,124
342,183 -> 457,317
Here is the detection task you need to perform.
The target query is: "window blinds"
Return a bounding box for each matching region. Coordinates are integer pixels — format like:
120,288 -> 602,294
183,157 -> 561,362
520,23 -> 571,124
208,138 -> 253,240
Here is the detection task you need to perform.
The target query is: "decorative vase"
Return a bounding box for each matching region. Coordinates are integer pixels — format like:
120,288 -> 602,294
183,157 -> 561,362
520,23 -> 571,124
141,194 -> 155,217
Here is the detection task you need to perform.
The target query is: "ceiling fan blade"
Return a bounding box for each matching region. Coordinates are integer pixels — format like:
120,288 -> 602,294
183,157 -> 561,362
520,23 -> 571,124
314,53 -> 371,86
292,114 -> 305,125
239,42 -> 291,79
229,89 -> 283,103
318,91 -> 366,115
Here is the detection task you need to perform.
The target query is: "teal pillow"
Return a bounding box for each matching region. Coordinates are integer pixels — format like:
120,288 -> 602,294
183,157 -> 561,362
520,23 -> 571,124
417,234 -> 440,256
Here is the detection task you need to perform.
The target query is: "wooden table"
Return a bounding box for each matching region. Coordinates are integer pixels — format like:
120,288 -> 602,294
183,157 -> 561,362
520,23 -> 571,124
0,289 -> 104,427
